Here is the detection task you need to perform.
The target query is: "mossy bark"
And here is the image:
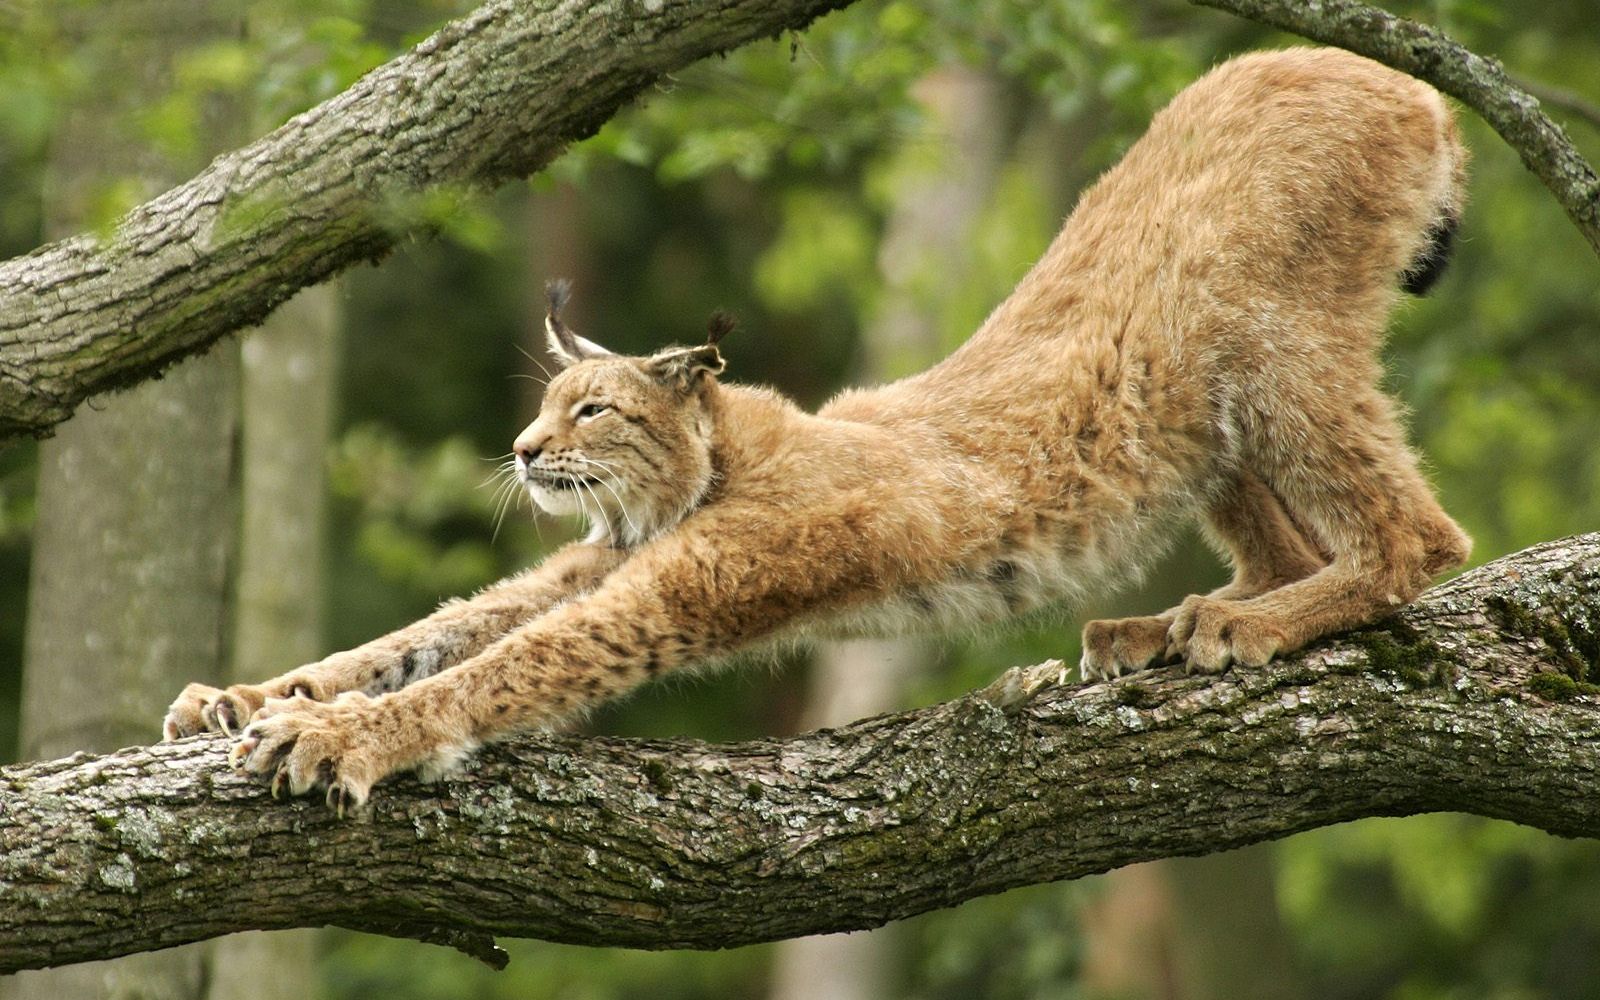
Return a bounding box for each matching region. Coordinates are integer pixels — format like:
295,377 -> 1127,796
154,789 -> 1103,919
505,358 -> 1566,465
7,6 -> 250,999
1,534 -> 1598,974
0,0 -> 855,445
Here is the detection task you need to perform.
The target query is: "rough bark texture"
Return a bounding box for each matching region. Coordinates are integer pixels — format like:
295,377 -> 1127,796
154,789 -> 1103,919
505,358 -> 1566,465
0,0 -> 854,444
203,283 -> 340,1000
2,534 -> 1598,975
1193,0 -> 1600,257
6,7 -> 249,998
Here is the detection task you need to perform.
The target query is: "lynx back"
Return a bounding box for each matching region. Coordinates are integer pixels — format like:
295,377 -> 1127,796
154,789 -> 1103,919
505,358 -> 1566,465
164,48 -> 1470,812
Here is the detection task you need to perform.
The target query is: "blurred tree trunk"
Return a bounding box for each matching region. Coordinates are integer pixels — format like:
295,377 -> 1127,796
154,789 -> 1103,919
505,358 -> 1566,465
203,284 -> 339,999
202,2 -> 345,985
6,3 -> 247,998
522,183 -> 594,417
9,335 -> 233,1000
1164,847 -> 1305,1000
769,65 -> 1012,1000
1080,847 -> 1306,1000
1077,558 -> 1309,999
1075,566 -> 1308,997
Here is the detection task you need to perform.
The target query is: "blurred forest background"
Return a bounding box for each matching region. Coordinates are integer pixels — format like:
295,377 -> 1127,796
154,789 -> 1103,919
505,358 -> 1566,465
1,0 -> 1598,998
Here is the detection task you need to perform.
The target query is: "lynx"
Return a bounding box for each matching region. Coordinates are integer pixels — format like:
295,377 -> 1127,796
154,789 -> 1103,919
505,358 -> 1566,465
165,48 -> 1471,812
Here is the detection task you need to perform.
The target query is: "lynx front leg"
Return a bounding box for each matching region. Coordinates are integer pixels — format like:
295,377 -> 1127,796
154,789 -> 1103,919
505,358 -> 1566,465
162,541 -> 626,739
1080,472 -> 1326,680
229,513 -> 857,810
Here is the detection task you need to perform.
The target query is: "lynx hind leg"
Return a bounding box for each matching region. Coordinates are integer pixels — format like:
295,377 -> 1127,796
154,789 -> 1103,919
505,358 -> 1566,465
1200,471 -> 1327,600
1170,395 -> 1470,674
1081,472 -> 1324,681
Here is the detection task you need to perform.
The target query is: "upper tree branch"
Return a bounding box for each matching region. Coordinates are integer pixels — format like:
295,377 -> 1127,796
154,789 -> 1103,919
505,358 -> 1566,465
0,0 -> 854,444
1193,0 -> 1600,257
3,534 -> 1599,974
5,0 -> 1599,445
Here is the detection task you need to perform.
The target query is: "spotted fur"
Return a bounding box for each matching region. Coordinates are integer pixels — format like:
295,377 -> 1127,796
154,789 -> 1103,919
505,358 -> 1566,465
165,49 -> 1471,812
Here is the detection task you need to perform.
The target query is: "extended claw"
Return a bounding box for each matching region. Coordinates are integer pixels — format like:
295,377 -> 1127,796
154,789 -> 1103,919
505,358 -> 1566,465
228,734 -> 256,770
271,768 -> 289,800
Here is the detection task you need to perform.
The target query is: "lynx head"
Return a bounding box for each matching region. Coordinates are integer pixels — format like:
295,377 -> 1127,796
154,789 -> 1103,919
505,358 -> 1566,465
512,280 -> 733,546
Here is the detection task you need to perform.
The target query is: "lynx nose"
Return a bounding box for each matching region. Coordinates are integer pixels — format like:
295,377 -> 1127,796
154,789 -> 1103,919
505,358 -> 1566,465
514,438 -> 544,464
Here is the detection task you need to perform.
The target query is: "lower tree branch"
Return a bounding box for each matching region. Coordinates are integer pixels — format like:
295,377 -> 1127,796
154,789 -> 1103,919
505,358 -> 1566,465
3,534 -> 1598,974
1192,0 -> 1600,259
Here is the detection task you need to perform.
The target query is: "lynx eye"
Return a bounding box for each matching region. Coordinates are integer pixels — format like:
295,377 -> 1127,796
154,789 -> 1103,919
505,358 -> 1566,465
574,402 -> 610,422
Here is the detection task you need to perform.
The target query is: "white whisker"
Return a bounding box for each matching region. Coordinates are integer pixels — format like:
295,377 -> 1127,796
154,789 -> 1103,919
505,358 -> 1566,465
514,342 -> 557,381
477,458 -> 521,490
575,477 -> 611,541
489,474 -> 523,543
570,456 -> 643,541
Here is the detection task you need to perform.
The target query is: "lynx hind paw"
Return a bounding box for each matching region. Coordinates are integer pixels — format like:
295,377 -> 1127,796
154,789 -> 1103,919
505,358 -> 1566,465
1166,596 -> 1285,674
1080,616 -> 1175,682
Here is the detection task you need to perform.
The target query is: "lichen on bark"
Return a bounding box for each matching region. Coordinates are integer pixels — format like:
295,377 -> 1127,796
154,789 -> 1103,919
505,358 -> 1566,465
2,535 -> 1598,975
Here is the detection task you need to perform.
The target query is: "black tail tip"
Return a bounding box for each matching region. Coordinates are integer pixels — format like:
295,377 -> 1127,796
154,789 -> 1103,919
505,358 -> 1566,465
1400,214 -> 1458,296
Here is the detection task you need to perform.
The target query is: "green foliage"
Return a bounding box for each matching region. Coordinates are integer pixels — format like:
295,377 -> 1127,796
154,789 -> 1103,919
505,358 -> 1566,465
900,880 -> 1093,999
754,187 -> 878,311
564,0 -> 1210,190
375,184 -> 506,253
135,2 -> 392,161
1279,816 -> 1600,998
3,0 -> 1600,996
323,931 -> 772,1000
329,425 -> 522,597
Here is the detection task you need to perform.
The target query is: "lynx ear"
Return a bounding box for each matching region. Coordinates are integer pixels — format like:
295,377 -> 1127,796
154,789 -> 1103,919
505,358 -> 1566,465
645,344 -> 725,391
544,279 -> 615,368
643,309 -> 734,390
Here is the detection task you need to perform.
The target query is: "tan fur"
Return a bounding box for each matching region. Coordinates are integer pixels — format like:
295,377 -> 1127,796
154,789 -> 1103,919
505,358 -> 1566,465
164,49 -> 1471,812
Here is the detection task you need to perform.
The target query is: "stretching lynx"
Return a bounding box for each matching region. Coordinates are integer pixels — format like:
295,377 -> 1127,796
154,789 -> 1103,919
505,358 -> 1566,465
165,48 -> 1471,812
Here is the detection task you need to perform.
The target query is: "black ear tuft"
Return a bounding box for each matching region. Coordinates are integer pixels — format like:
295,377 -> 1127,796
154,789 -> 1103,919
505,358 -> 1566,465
543,278 -> 614,367
546,278 -> 573,317
706,310 -> 737,346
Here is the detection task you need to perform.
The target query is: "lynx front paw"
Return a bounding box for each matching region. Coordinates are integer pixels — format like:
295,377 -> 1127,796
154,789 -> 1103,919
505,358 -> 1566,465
1166,596 -> 1286,673
163,682 -> 271,740
1080,615 -> 1176,681
228,692 -> 409,816
162,675 -> 333,741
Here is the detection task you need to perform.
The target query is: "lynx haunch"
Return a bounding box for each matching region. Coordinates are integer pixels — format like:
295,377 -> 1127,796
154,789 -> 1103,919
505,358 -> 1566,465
165,48 -> 1471,812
